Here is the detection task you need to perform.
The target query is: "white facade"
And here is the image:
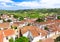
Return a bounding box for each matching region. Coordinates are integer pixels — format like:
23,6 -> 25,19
3,35 -> 16,42
0,20 -> 3,23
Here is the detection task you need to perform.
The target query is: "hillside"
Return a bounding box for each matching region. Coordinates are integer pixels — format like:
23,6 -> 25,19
0,8 -> 60,18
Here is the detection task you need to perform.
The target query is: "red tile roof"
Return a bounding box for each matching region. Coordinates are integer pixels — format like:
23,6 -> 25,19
55,19 -> 60,23
0,29 -> 15,42
20,26 -> 48,37
42,38 -> 54,42
0,22 -> 10,28
46,23 -> 60,32
0,31 -> 3,42
35,19 -> 60,25
38,20 -> 55,25
12,22 -> 24,27
3,29 -> 15,36
22,18 -> 36,23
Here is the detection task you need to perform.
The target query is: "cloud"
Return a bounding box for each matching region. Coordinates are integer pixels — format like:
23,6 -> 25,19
0,0 -> 13,3
15,2 -> 41,8
40,0 -> 60,8
0,0 -> 60,10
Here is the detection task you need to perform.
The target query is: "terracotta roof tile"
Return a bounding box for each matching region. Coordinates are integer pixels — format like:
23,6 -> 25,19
20,26 -> 48,37
0,22 -> 10,28
42,38 -> 54,42
55,19 -> 60,23
46,22 -> 60,32
0,29 -> 15,42
4,29 -> 15,36
12,22 -> 24,27
0,31 -> 3,42
22,19 -> 36,23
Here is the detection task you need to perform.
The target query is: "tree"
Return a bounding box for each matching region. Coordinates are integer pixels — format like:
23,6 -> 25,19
57,16 -> 60,19
44,27 -> 49,31
0,14 -> 3,16
0,18 -> 1,20
7,19 -> 12,22
18,17 -> 24,21
54,36 -> 60,42
9,38 -> 14,42
11,26 -> 17,29
15,36 -> 29,42
13,15 -> 19,18
14,26 -> 17,29
36,18 -> 44,22
27,23 -> 31,26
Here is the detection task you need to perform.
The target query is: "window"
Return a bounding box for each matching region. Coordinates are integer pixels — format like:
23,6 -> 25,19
6,37 -> 8,40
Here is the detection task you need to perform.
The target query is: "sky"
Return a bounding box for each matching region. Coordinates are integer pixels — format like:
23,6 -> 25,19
0,0 -> 60,10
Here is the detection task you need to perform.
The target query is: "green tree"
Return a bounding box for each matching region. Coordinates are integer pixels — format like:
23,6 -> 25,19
13,15 -> 19,18
9,38 -> 14,42
36,18 -> 44,22
44,27 -> 49,31
57,16 -> 60,19
15,36 -> 29,42
7,19 -> 12,22
11,26 -> 17,29
18,17 -> 24,21
54,36 -> 60,42
0,18 -> 1,20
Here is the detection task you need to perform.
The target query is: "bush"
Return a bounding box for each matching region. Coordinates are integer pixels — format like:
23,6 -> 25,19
7,19 -> 12,22
9,38 -> 14,42
0,18 -> 1,20
44,27 -> 49,31
54,36 -> 60,42
13,15 -> 19,18
36,18 -> 44,22
18,17 -> 24,21
11,26 -> 17,29
57,16 -> 60,19
15,36 -> 29,42
14,26 -> 17,29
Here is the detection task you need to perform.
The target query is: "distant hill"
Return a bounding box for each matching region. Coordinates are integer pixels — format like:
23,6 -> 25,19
0,8 -> 60,18
0,8 -> 60,14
